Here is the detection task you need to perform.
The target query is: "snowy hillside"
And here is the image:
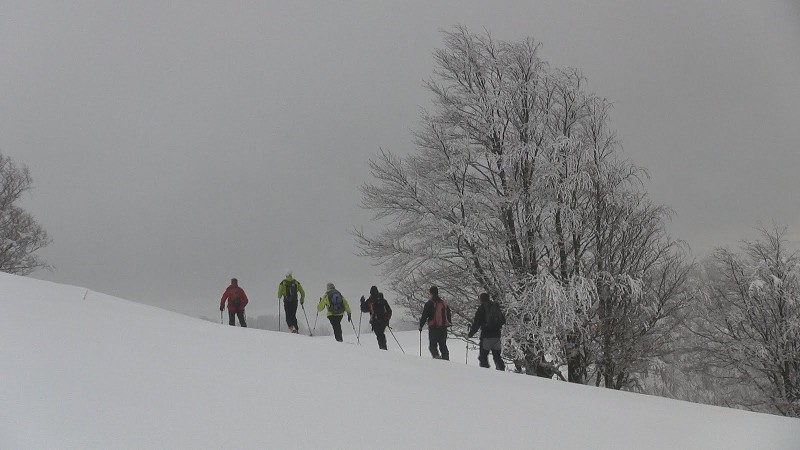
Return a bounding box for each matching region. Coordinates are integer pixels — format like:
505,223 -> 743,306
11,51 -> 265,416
2,273 -> 798,449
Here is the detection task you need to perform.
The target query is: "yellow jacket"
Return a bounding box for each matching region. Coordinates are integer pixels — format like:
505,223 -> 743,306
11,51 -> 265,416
317,290 -> 351,317
277,275 -> 305,304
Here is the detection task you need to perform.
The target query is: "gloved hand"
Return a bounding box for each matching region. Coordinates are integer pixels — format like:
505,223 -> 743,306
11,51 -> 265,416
360,295 -> 365,304
219,305 -> 224,312
419,326 -> 423,332
347,313 -> 352,322
300,299 -> 304,306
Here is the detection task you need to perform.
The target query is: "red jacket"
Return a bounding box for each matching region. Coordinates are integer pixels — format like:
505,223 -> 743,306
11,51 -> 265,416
220,285 -> 249,312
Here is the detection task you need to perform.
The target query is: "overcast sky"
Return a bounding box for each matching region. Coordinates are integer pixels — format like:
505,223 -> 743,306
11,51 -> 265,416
2,1 -> 799,319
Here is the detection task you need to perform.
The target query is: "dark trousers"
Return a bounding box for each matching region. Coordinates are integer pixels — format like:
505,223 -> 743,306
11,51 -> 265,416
428,327 -> 449,360
228,311 -> 246,327
478,339 -> 505,370
373,322 -> 388,350
328,315 -> 343,342
284,301 -> 299,329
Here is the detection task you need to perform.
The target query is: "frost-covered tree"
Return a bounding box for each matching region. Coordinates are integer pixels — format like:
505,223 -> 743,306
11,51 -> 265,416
357,27 -> 687,386
688,226 -> 800,416
0,152 -> 50,274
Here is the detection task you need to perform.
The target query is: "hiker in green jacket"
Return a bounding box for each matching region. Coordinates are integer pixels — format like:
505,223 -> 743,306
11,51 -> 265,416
278,271 -> 305,333
317,282 -> 351,342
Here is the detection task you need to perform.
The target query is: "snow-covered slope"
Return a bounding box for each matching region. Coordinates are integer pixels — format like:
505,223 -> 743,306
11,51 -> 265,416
2,273 -> 798,449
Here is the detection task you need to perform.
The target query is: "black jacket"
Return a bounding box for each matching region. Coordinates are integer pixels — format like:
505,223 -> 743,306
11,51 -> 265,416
360,294 -> 392,325
419,296 -> 452,330
468,301 -> 502,339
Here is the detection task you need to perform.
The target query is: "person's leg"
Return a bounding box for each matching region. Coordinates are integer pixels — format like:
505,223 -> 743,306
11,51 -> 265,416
237,311 -> 247,328
439,329 -> 449,361
492,349 -> 505,370
283,301 -> 290,327
478,348 -> 490,368
283,302 -> 293,329
428,329 -> 440,358
329,316 -> 343,342
228,311 -> 235,326
374,323 -> 387,350
334,316 -> 343,342
288,301 -> 298,330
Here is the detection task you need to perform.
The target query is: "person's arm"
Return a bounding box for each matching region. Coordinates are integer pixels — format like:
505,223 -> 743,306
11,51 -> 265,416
297,281 -> 306,304
419,301 -> 431,330
277,281 -> 285,300
220,289 -> 229,311
241,289 -> 249,308
317,295 -> 327,312
468,307 -> 483,338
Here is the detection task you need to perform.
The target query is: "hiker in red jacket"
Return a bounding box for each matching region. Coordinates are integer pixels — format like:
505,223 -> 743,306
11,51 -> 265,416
220,278 -> 249,327
419,285 -> 452,360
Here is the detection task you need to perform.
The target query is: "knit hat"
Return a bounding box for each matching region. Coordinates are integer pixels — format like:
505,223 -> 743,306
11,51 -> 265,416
326,282 -> 335,291
479,293 -> 490,302
370,286 -> 379,295
231,278 -> 238,286
429,285 -> 439,296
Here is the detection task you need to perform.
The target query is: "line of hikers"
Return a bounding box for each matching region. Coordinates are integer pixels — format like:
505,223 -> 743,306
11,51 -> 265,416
219,274 -> 506,370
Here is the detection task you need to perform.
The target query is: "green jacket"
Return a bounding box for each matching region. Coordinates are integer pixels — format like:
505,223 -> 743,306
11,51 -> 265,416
278,276 -> 305,304
317,290 -> 351,317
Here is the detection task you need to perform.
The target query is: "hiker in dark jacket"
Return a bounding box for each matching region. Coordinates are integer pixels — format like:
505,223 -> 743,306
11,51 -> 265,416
419,285 -> 452,360
360,286 -> 393,350
468,293 -> 505,370
220,278 -> 249,327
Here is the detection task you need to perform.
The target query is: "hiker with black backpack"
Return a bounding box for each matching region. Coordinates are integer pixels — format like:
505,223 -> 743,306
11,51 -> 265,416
220,278 -> 249,327
278,271 -> 306,333
360,286 -> 393,350
419,286 -> 452,360
468,293 -> 506,370
317,282 -> 351,342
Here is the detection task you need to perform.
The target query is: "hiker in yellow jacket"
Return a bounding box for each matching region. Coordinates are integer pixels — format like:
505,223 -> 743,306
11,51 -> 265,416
277,271 -> 305,333
317,282 -> 351,342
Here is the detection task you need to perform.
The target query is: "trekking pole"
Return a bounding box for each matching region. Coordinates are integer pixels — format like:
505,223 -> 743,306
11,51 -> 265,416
349,315 -> 360,345
357,312 -> 363,341
301,303 -> 313,336
465,338 -> 479,364
220,310 -> 223,324
387,326 -> 405,354
278,300 -> 282,332
312,310 -> 319,335
419,330 -> 422,357
464,323 -> 469,364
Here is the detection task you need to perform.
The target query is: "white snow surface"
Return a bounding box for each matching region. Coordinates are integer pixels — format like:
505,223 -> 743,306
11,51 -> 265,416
2,273 -> 799,449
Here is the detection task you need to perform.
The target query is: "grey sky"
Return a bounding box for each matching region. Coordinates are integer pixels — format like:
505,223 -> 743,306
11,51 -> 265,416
2,1 -> 799,318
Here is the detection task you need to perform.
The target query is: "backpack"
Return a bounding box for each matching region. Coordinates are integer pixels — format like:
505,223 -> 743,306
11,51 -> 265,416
372,294 -> 391,322
283,280 -> 298,302
484,301 -> 505,330
230,287 -> 242,307
429,299 -> 451,328
328,290 -> 345,315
